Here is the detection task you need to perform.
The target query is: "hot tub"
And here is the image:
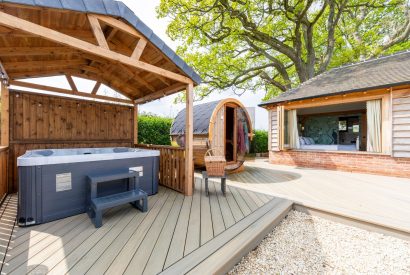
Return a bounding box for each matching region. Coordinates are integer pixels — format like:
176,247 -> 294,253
17,147 -> 159,226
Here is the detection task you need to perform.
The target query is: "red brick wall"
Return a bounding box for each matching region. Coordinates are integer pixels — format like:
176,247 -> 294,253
269,150 -> 410,178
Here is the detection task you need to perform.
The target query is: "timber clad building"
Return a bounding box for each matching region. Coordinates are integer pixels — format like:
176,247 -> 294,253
260,52 -> 410,178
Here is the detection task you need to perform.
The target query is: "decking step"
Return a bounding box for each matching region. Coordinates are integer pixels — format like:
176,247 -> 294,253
91,190 -> 147,211
160,196 -> 293,275
88,171 -> 139,184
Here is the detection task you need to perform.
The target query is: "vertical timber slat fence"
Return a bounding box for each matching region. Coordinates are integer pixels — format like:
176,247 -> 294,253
0,147 -> 8,201
135,144 -> 192,194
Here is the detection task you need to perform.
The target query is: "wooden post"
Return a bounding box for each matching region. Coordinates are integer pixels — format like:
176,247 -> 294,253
134,104 -> 138,145
185,83 -> 194,196
381,91 -> 392,155
0,81 -> 9,147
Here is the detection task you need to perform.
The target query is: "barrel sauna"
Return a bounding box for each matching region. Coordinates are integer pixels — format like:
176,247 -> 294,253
170,98 -> 253,172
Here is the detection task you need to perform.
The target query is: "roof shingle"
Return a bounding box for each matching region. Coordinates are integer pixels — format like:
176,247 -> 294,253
260,51 -> 410,106
170,101 -> 220,135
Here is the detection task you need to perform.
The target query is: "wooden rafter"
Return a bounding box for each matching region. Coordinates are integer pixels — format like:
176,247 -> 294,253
133,74 -> 155,92
0,11 -> 193,84
4,59 -> 88,70
106,28 -> 118,41
65,75 -> 78,92
95,15 -> 144,39
131,38 -> 147,60
91,82 -> 101,94
156,75 -> 171,86
134,83 -> 186,104
10,80 -> 132,104
117,64 -> 155,92
9,69 -> 83,79
0,46 -> 78,57
71,72 -> 134,98
87,14 -> 109,50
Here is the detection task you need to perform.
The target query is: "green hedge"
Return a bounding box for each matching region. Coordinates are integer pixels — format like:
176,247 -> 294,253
250,130 -> 269,153
138,113 -> 172,145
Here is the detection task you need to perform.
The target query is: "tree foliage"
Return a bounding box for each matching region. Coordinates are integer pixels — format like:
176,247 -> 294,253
138,113 -> 173,145
158,0 -> 410,100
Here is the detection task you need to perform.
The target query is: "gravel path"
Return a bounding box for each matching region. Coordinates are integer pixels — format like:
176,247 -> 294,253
229,211 -> 410,275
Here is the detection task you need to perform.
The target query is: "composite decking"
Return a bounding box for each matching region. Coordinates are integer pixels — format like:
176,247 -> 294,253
227,160 -> 410,235
0,178 -> 292,275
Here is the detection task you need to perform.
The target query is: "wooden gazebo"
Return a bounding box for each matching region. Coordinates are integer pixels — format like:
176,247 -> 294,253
0,0 -> 200,197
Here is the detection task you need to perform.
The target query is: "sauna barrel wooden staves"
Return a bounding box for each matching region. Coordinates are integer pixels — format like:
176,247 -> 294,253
170,98 -> 253,172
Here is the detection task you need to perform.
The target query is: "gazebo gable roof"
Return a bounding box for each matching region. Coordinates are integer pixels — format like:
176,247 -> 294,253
0,0 -> 201,103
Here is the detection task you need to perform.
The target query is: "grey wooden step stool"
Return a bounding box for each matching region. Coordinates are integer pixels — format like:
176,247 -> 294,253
87,170 -> 148,228
202,171 -> 226,196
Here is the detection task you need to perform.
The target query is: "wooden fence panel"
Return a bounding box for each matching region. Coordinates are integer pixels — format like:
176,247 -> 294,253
10,90 -> 134,142
135,144 -> 190,194
8,90 -> 134,192
0,147 -> 8,201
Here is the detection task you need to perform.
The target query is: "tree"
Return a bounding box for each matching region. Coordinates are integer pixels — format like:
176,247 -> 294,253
158,0 -> 410,100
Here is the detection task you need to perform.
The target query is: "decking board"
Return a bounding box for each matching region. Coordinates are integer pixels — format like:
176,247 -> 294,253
0,179 -> 291,275
208,182 -> 226,236
163,195 -> 192,269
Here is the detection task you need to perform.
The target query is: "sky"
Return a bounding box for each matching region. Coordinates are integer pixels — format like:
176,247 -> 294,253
12,0 -> 268,130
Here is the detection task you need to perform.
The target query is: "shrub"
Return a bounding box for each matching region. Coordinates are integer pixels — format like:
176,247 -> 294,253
250,130 -> 268,153
138,113 -> 172,145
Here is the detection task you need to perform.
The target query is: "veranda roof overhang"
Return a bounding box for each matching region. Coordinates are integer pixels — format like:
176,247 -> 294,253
0,0 -> 201,104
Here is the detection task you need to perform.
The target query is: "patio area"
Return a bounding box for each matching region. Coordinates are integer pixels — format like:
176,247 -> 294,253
0,178 -> 292,275
227,159 -> 410,236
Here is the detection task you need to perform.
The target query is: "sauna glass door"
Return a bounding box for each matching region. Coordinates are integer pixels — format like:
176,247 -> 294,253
225,106 -> 236,162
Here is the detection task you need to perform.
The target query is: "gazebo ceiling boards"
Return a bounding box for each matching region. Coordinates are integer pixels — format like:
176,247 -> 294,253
0,2 -> 201,104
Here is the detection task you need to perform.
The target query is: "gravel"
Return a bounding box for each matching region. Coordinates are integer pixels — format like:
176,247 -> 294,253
229,211 -> 410,275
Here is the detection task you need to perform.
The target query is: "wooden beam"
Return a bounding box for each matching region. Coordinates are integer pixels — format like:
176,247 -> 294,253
0,82 -> 9,146
80,65 -> 101,74
0,47 -> 78,57
65,75 -> 78,92
3,59 -> 88,70
91,82 -> 101,95
0,11 -> 193,84
131,38 -> 147,60
95,15 -> 144,39
280,89 -> 390,110
106,28 -> 118,41
0,28 -> 95,40
156,75 -> 171,86
134,83 -> 186,104
87,14 -> 110,50
134,104 -> 138,145
9,69 -> 83,79
10,80 -> 132,104
185,83 -> 194,196
132,74 -> 155,92
73,71 -> 141,99
382,91 -> 392,155
117,64 -> 155,92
